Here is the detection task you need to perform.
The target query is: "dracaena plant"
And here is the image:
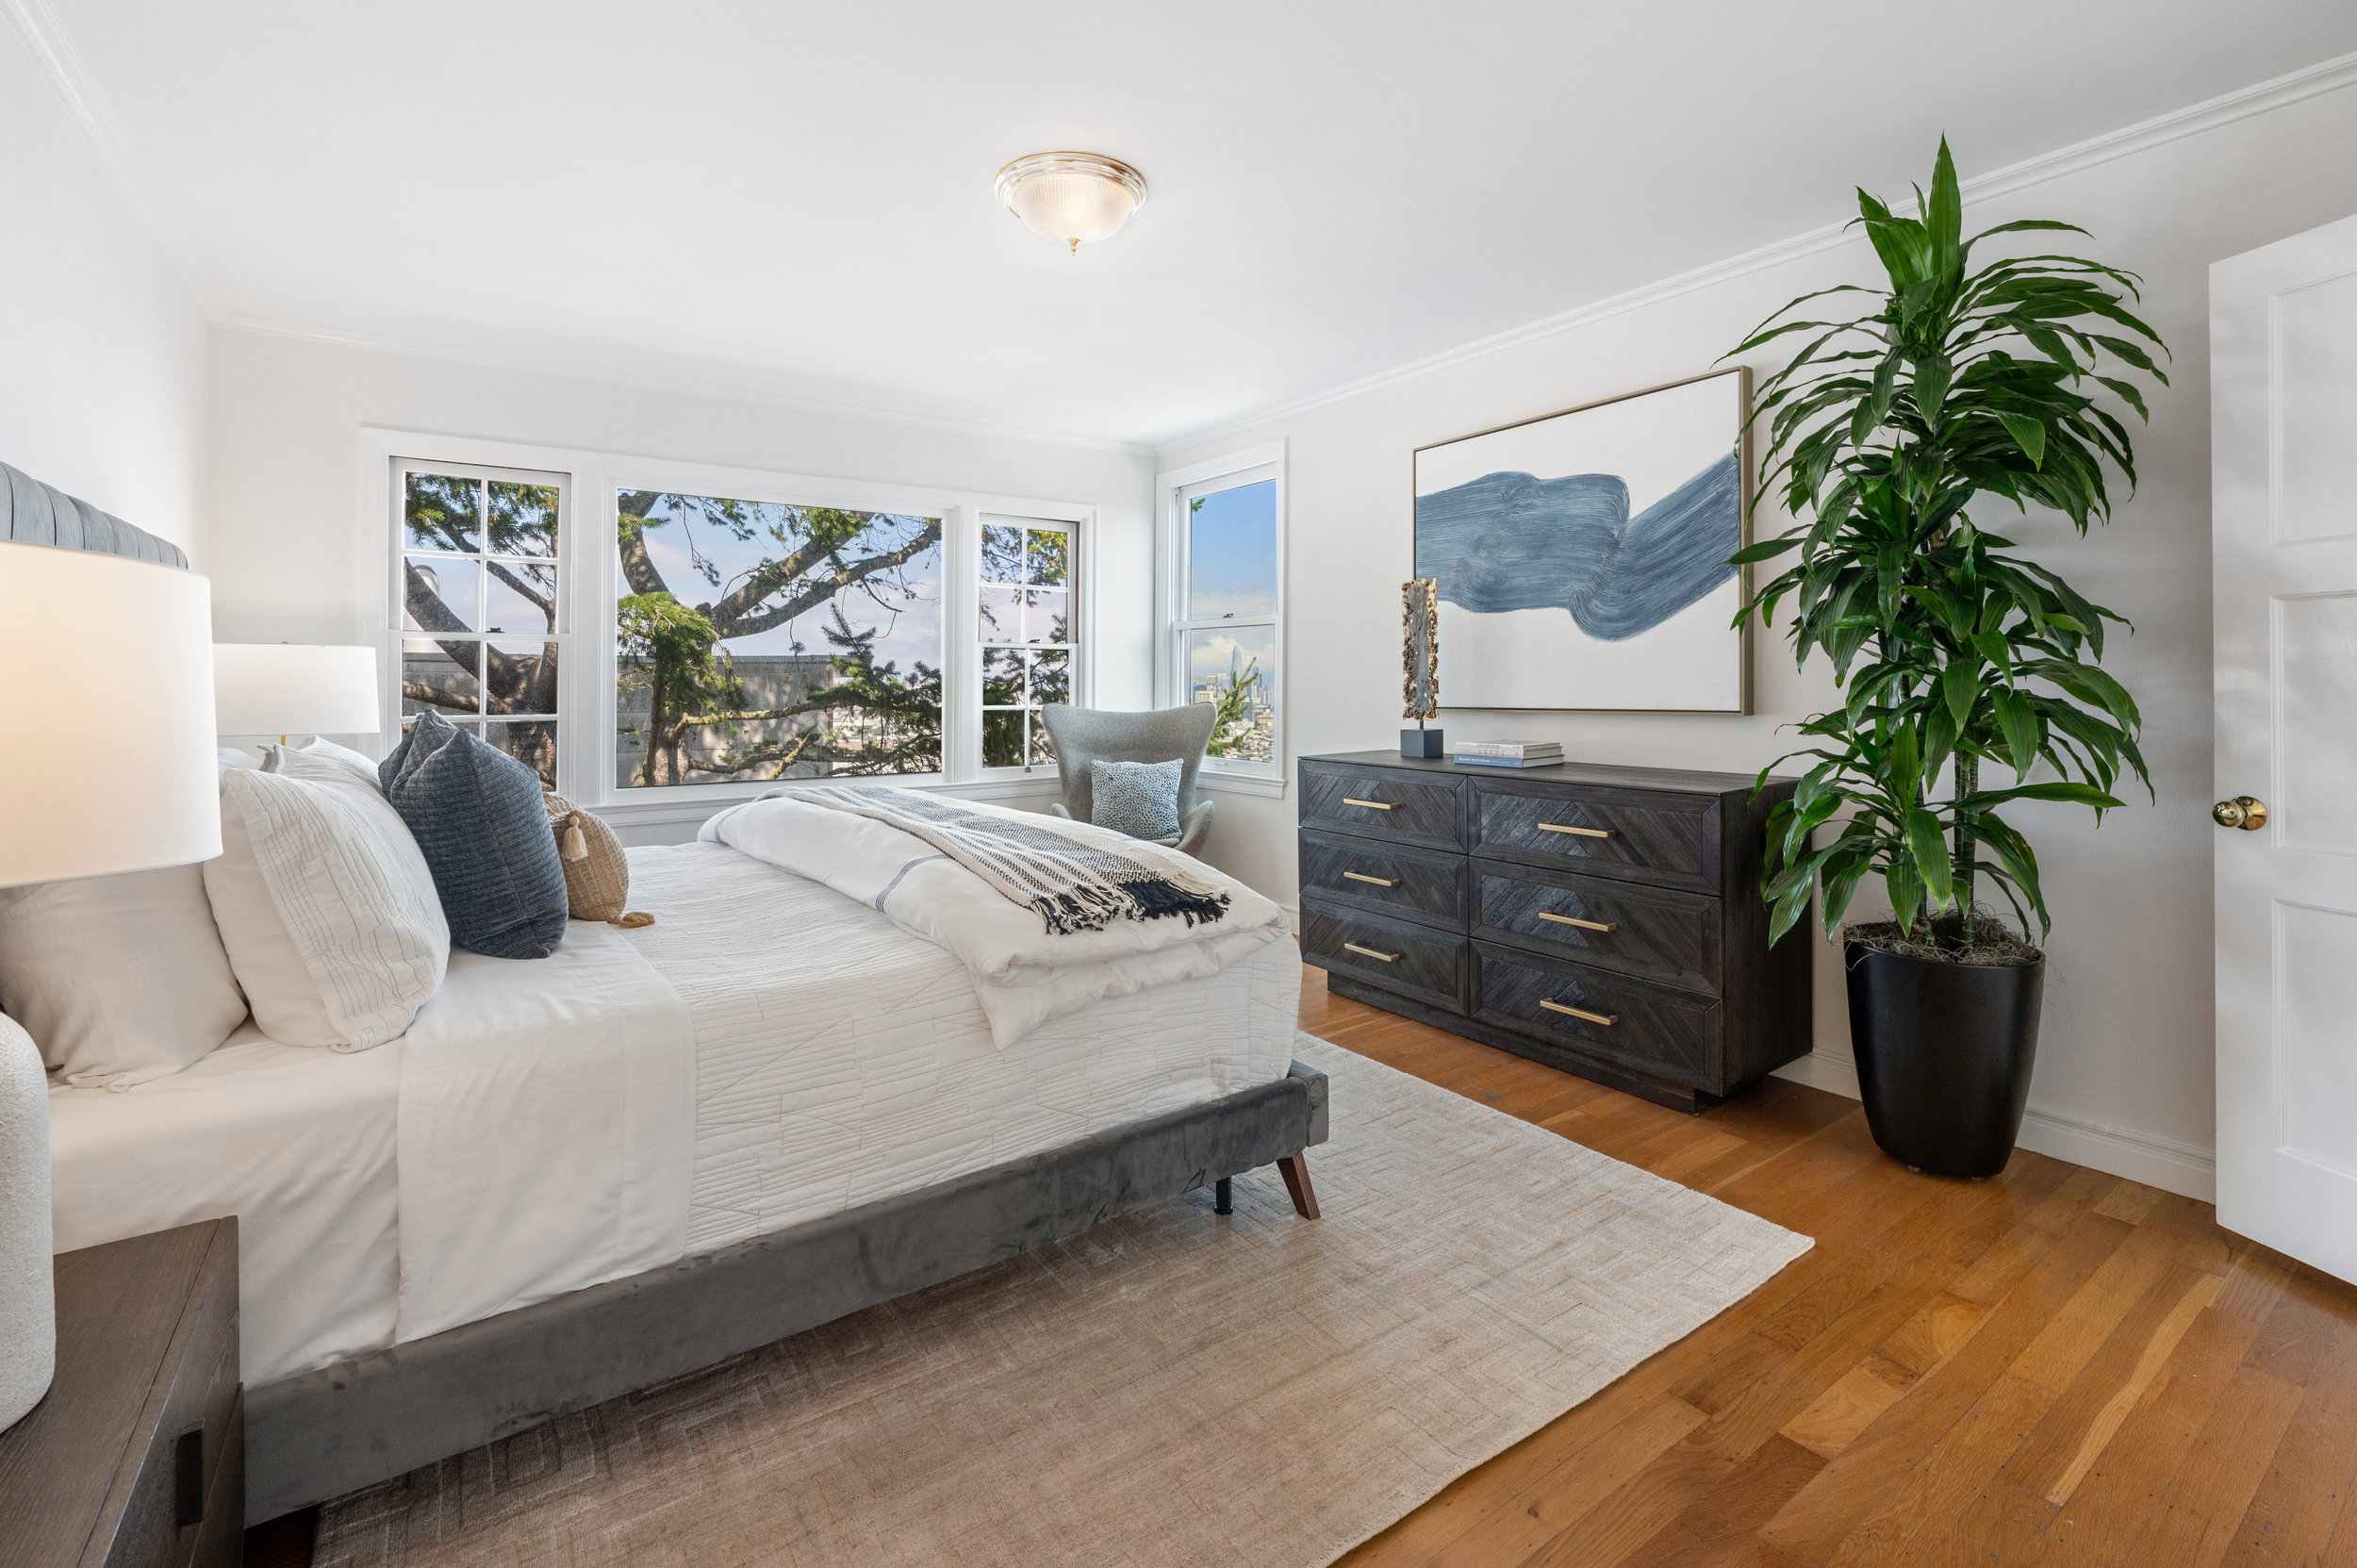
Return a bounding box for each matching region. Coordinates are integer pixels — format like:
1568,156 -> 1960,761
1730,140 -> 2167,949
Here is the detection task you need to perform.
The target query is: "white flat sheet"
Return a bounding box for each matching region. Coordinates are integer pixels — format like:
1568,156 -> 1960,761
49,1026 -> 402,1382
47,838 -> 1299,1386
393,921 -> 694,1345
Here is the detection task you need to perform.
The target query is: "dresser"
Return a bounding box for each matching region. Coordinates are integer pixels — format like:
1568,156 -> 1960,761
1297,752 -> 1811,1111
0,1219 -> 241,1568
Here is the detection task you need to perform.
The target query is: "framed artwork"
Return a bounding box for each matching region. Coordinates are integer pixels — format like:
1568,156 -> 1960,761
1411,366 -> 1752,713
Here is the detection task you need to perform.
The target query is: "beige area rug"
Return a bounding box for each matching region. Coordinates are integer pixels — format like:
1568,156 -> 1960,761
315,1033 -> 1810,1568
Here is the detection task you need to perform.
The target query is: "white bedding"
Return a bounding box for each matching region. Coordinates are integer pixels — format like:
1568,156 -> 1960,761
49,834 -> 1298,1384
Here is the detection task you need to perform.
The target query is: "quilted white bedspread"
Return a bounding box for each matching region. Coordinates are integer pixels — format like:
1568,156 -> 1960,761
625,841 -> 1299,1252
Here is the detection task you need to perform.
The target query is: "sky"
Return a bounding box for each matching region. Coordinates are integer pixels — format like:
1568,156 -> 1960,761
1188,480 -> 1277,619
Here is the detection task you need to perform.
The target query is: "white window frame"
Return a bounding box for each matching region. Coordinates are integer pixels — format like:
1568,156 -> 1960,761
969,512 -> 1091,782
385,455 -> 572,788
1155,442 -> 1286,796
364,431 -> 1097,830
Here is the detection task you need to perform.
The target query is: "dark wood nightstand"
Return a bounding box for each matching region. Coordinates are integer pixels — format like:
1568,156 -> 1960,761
0,1219 -> 240,1568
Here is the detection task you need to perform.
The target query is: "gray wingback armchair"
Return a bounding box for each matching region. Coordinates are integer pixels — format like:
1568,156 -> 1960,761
1040,703 -> 1217,857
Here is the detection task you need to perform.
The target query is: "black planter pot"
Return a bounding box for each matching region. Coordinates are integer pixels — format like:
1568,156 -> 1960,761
1844,942 -> 2046,1180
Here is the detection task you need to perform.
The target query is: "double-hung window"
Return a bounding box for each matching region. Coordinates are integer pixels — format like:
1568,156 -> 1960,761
393,459 -> 569,787
1164,454 -> 1282,779
978,515 -> 1076,771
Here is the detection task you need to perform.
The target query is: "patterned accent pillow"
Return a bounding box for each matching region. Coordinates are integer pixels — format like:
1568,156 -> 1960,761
1089,759 -> 1184,846
379,711 -> 570,959
543,792 -> 634,924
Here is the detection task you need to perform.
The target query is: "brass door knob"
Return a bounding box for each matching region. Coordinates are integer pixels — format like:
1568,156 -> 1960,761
2213,796 -> 2267,830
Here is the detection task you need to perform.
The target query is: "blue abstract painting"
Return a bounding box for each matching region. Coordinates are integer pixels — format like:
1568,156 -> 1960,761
1413,370 -> 1748,712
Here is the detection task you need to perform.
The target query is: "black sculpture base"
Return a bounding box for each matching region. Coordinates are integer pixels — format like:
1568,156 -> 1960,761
1400,726 -> 1443,758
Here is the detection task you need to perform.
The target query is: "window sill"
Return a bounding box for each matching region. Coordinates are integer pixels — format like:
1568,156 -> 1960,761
586,773 -> 1063,831
1196,769 -> 1287,799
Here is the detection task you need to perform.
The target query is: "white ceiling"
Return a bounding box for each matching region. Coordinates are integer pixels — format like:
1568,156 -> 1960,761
44,0 -> 2357,448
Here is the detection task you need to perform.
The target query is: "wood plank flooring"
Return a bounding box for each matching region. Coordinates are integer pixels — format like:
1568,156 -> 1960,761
250,961 -> 2355,1568
1304,965 -> 2357,1568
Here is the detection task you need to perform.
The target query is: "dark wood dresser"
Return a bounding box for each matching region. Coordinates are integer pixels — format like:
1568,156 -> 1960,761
1298,751 -> 1811,1111
0,1219 -> 241,1568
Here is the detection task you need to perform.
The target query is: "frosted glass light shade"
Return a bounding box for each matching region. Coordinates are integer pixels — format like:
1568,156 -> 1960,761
995,152 -> 1147,254
214,643 -> 382,738
0,541 -> 222,888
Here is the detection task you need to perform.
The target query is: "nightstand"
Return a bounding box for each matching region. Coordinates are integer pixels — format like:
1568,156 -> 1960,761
0,1219 -> 240,1568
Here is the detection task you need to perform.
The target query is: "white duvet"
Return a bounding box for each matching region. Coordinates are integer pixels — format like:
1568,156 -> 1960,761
701,791 -> 1292,1047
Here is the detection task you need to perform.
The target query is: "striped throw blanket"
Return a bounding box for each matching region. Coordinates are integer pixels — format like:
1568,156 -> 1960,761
783,785 -> 1230,935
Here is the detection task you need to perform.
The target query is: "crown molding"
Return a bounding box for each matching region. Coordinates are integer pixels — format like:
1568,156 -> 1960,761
1,0 -> 213,312
1151,47 -> 2357,457
212,314 -> 1157,458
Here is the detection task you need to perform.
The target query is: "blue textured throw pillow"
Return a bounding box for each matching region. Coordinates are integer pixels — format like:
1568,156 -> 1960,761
1090,759 -> 1184,846
378,711 -> 570,959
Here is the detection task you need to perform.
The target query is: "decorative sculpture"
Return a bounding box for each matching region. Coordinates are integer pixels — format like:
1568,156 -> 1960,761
1402,578 -> 1442,758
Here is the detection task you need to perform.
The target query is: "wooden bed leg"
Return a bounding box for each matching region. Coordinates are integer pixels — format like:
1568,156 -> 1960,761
1213,1177 -> 1232,1215
1276,1154 -> 1321,1220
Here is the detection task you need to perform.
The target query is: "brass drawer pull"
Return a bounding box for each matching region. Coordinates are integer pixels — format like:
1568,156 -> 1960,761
1343,797 -> 1395,811
1541,999 -> 1618,1026
1343,942 -> 1401,964
1539,911 -> 1618,933
1343,871 -> 1400,887
1537,822 -> 1614,838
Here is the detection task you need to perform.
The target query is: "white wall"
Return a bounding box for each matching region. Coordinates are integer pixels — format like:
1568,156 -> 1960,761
205,328 -> 1156,833
1162,79 -> 2357,1201
0,23 -> 208,559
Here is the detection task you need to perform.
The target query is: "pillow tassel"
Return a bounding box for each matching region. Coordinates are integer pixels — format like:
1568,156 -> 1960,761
561,821 -> 589,862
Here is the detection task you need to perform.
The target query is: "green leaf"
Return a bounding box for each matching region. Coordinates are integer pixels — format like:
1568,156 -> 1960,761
1943,661 -> 1978,726
1728,536 -> 1802,565
1886,860 -> 1926,935
1992,688 -> 2040,775
1907,808 -> 1954,908
1997,412 -> 2049,468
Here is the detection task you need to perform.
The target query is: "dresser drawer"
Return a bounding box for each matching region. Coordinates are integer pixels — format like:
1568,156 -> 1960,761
1300,829 -> 1465,932
1475,943 -> 1722,1090
1471,778 -> 1718,892
1302,897 -> 1468,1013
108,1224 -> 240,1568
1474,859 -> 1721,995
1299,762 -> 1466,850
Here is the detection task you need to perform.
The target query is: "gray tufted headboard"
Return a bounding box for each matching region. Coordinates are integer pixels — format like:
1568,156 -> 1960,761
1,461 -> 187,567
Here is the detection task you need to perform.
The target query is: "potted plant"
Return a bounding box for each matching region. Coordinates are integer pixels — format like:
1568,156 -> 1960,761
1729,140 -> 2168,1178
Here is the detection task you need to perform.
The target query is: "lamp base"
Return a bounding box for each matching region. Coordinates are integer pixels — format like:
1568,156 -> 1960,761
1400,726 -> 1444,759
0,1013 -> 53,1432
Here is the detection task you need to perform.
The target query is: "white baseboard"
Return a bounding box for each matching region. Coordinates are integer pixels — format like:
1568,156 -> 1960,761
1772,1049 -> 2215,1202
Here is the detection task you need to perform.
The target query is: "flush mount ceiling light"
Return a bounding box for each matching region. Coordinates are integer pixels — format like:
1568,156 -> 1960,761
995,152 -> 1147,256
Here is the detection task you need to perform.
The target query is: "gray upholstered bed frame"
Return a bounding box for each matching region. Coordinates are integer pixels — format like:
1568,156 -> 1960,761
5,456 -> 1327,1525
242,1060 -> 1329,1523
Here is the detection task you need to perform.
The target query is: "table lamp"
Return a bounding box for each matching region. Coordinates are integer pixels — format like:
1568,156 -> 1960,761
213,642 -> 382,746
0,539 -> 222,1431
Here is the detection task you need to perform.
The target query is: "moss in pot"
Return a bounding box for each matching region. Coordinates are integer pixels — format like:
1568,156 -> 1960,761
1724,140 -> 2167,1179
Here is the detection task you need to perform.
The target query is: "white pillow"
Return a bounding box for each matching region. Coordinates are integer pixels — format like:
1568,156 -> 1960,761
0,864 -> 249,1090
263,735 -> 381,792
204,750 -> 449,1050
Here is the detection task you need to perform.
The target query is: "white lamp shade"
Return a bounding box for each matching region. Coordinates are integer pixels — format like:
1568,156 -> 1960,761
0,541 -> 223,888
212,643 -> 382,738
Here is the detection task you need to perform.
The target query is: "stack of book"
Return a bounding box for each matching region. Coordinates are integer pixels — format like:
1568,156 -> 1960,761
1452,740 -> 1564,768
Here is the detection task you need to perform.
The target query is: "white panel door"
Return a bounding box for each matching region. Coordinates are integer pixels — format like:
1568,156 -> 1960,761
2215,210 -> 2357,1281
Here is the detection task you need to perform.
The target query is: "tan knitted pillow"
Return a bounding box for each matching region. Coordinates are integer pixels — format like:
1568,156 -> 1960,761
542,794 -> 645,926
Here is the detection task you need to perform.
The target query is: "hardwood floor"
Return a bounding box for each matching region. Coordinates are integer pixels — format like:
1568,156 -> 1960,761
247,962 -> 2347,1568
1303,965 -> 2357,1568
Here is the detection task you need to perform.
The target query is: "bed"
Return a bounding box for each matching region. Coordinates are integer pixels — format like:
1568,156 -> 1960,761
48,828 -> 1324,1522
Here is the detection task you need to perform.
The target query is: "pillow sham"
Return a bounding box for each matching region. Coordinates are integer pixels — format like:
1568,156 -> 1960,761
264,734 -> 383,792
1089,758 -> 1184,846
204,755 -> 449,1049
543,792 -> 632,923
0,863 -> 248,1089
379,711 -> 569,960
